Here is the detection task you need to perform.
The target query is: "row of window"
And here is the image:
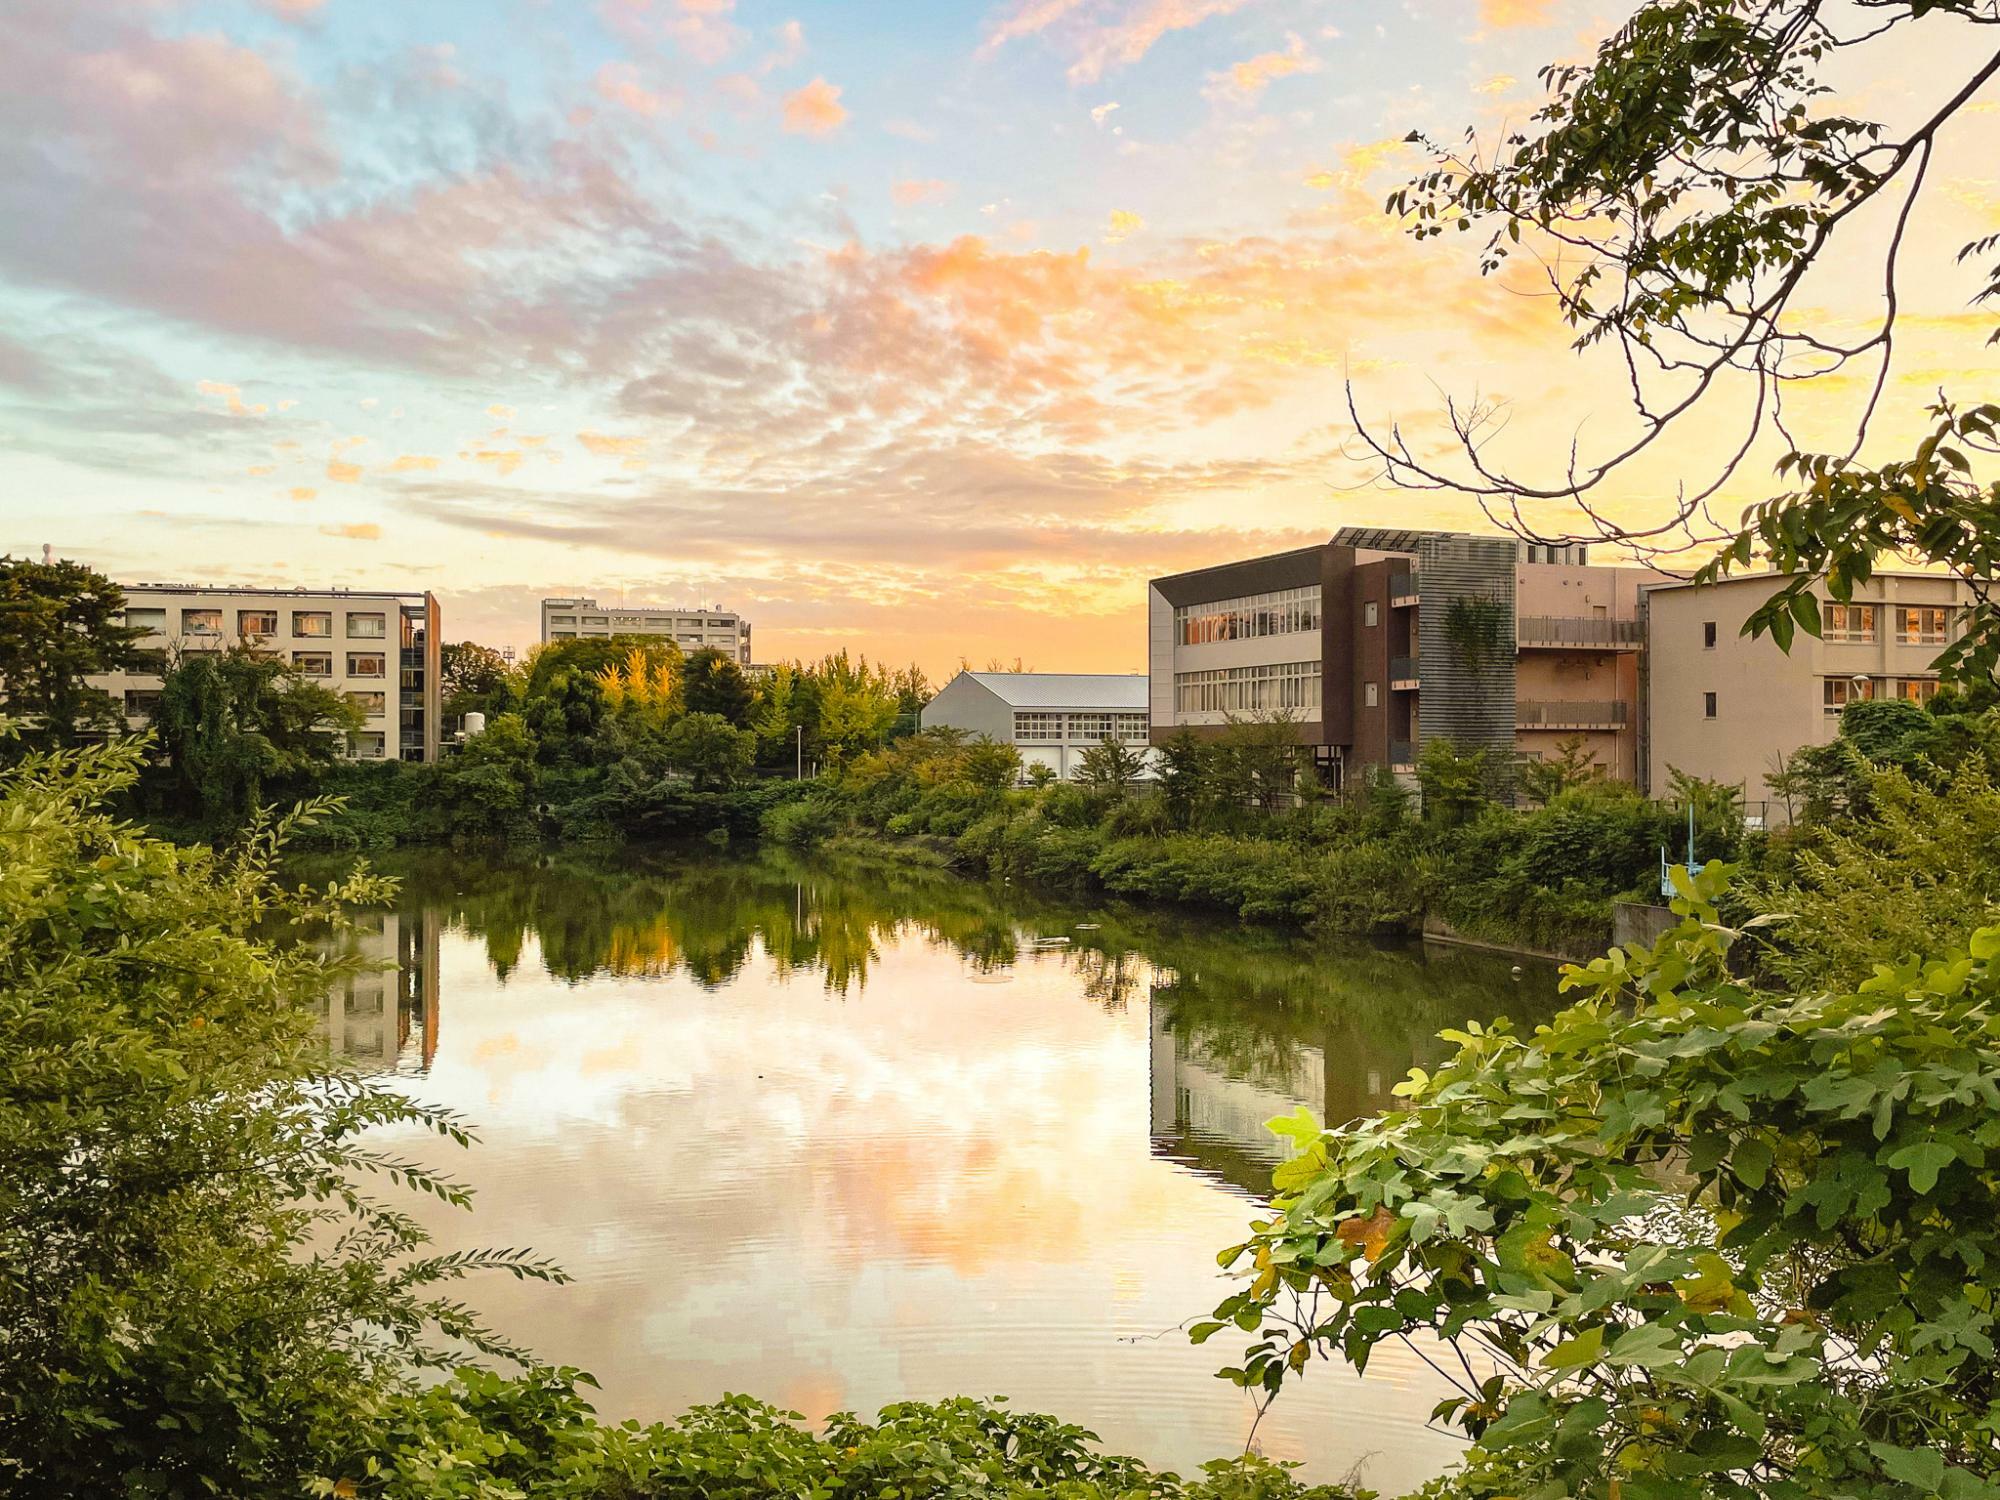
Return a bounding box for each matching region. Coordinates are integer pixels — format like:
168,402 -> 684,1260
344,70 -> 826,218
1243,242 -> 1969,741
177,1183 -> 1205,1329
1699,676 -> 1941,718
1174,586 -> 1321,646
126,687 -> 396,719
1819,603 -> 1954,645
1012,712 -> 1149,743
292,651 -> 387,678
128,606 -> 388,640
1173,661 -> 1322,715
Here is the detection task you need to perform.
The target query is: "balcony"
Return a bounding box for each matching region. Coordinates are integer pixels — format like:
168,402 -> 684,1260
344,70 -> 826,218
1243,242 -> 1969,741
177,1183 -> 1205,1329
1388,570 -> 1419,607
1516,700 -> 1629,730
1516,615 -> 1644,650
1389,739 -> 1415,770
1389,655 -> 1420,688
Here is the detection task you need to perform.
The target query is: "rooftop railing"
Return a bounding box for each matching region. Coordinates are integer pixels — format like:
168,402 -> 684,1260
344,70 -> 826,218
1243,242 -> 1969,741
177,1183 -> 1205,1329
1515,615 -> 1644,649
1516,700 -> 1629,729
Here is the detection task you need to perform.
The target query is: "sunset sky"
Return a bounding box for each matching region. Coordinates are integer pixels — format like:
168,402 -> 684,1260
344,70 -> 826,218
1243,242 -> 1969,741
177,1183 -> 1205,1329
4,0 -> 1995,672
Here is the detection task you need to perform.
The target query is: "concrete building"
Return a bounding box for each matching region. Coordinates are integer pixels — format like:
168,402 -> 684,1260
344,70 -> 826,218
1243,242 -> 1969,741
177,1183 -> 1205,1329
1148,529 -> 1664,786
317,908 -> 441,1075
920,671 -> 1151,781
541,597 -> 751,665
96,584 -> 442,762
1641,571 -> 1971,819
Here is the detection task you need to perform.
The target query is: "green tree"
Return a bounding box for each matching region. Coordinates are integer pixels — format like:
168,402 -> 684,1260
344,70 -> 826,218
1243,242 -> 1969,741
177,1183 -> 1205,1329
1157,729 -> 1215,828
1365,0 -> 2000,684
0,554 -> 144,754
1206,861 -> 2000,1499
1076,736 -> 1148,793
0,733 -> 560,1495
662,711 -> 755,790
816,673 -> 899,765
152,646 -> 363,823
1516,736 -> 1602,807
1414,737 -> 1491,828
439,641 -> 514,722
960,736 -> 1023,790
683,648 -> 756,727
431,711 -> 542,837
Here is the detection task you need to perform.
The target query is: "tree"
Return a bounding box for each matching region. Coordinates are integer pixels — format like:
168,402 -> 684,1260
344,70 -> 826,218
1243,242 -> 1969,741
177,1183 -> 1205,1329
1215,714 -> 1306,812
430,711 -> 542,837
152,646 -> 362,822
0,734 -> 559,1494
1516,736 -> 1603,806
438,641 -> 514,721
1205,862 -> 2000,1499
1076,736 -> 1148,793
1414,737 -> 1492,827
682,648 -> 755,727
815,672 -> 899,765
662,711 -> 755,790
1361,0 -> 2000,681
0,554 -> 143,754
1157,728 -> 1215,829
960,736 -> 1023,790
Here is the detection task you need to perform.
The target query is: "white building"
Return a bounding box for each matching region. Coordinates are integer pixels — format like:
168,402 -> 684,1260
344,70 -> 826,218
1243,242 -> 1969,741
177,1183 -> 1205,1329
920,671 -> 1153,781
93,584 -> 442,762
541,597 -> 751,665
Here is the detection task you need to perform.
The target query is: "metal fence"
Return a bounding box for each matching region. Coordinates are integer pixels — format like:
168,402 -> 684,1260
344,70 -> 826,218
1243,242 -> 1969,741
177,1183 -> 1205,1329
1515,699 -> 1629,728
1515,615 -> 1644,648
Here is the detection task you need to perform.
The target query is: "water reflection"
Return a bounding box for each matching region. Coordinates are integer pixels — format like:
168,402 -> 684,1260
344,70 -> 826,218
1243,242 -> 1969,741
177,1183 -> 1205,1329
309,848 -> 1557,1493
315,907 -> 439,1074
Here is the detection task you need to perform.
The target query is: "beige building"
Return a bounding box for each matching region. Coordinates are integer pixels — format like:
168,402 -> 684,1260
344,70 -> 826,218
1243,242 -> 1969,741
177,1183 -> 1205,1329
541,596 -> 751,664
1641,572 -> 1969,819
94,584 -> 442,762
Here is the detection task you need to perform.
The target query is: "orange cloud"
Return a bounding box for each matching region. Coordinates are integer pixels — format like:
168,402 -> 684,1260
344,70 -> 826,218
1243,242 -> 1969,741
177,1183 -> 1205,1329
198,379 -> 266,417
388,454 -> 442,472
979,0 -> 1088,55
1481,0 -> 1555,26
1104,208 -> 1145,243
1207,32 -> 1318,103
319,522 -> 381,540
578,430 -> 649,458
325,457 -> 362,483
595,62 -> 674,118
1067,0 -> 1249,83
287,486 -> 317,502
782,76 -> 846,135
892,177 -> 953,206
466,446 -> 525,476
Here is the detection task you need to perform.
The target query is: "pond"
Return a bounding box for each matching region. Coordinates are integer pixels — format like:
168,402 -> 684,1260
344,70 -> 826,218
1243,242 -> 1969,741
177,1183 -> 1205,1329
317,847 -> 1559,1494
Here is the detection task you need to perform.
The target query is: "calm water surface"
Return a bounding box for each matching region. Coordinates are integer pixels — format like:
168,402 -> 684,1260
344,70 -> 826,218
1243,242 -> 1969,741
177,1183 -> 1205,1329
322,849 -> 1557,1494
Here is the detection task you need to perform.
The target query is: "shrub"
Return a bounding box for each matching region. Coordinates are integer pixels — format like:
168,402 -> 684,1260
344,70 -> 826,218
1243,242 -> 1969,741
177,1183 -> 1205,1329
761,794 -> 843,848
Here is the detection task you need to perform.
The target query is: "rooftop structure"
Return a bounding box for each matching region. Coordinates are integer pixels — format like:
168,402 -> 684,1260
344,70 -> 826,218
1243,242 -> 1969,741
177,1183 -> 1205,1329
541,596 -> 751,665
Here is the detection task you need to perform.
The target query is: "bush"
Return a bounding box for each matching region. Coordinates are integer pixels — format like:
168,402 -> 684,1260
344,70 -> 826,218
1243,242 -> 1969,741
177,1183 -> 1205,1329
761,794 -> 844,848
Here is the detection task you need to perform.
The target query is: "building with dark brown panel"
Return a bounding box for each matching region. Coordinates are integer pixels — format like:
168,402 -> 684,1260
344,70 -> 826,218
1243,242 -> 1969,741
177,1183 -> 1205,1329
1148,528 -> 1664,786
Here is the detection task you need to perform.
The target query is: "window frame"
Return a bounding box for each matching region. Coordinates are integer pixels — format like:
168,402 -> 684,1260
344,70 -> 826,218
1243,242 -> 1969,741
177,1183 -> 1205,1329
292,610 -> 332,638
346,651 -> 387,679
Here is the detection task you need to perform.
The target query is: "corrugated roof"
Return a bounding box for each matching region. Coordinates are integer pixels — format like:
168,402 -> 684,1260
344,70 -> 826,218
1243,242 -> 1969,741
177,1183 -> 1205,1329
960,671 -> 1149,708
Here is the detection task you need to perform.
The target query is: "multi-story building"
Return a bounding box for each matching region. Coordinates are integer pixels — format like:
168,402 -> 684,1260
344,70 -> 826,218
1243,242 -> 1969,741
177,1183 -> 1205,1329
921,671 -> 1152,781
95,584 -> 442,762
1148,528 -> 1665,786
541,597 -> 751,665
317,907 -> 441,1075
1641,571 -> 1971,818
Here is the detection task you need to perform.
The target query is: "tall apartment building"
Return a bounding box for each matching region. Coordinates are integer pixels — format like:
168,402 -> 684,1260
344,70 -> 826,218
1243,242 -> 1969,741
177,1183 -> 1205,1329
1148,528 -> 1664,785
1641,571 -> 1971,818
541,597 -> 751,665
93,584 -> 442,762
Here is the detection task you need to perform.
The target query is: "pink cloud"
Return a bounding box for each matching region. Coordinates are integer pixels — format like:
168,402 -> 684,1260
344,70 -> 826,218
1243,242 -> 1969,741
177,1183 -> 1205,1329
782,76 -> 846,135
979,0 -> 1250,82
1205,32 -> 1319,103
892,178 -> 954,207
595,61 -> 676,117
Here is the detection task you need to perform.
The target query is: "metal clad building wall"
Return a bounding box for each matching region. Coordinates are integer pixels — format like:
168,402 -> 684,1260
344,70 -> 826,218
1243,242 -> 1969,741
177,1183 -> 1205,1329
1415,535 -> 1517,766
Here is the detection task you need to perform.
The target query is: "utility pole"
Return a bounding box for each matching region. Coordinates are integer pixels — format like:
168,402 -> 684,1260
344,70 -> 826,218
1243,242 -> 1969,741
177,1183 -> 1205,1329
796,724 -> 803,780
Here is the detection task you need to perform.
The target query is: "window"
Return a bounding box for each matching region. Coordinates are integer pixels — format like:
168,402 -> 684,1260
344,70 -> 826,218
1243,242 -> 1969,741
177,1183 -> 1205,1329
238,609 -> 278,636
1115,713 -> 1148,743
1174,661 -> 1322,715
552,630 -> 575,640
293,652 -> 332,677
126,607 -> 166,634
1068,713 -> 1113,741
129,647 -> 168,673
348,731 -> 386,759
1703,692 -> 1717,719
1363,601 -> 1379,628
1897,678 -> 1940,703
1703,621 -> 1717,649
124,689 -> 161,716
346,691 -> 387,716
1822,602 -> 1876,643
1174,585 -> 1321,646
1823,677 -> 1877,712
1896,605 -> 1950,645
1363,682 -> 1379,708
182,608 -> 222,636
293,610 -> 331,637
1013,712 -> 1062,742
549,615 -> 576,626
346,611 -> 386,639
346,652 -> 386,678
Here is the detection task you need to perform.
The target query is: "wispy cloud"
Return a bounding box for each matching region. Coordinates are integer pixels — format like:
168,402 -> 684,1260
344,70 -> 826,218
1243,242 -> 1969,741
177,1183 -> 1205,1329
782,76 -> 847,135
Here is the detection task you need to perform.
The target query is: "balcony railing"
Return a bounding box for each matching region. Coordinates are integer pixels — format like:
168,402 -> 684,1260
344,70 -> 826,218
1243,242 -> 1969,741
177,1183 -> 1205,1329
1516,615 -> 1644,650
1388,570 -> 1419,605
1389,739 -> 1415,769
1516,700 -> 1629,729
1389,655 -> 1420,685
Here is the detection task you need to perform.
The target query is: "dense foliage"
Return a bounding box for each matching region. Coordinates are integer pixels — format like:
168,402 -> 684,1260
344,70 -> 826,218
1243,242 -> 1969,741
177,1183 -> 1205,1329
1203,861 -> 2000,1499
0,554 -> 143,751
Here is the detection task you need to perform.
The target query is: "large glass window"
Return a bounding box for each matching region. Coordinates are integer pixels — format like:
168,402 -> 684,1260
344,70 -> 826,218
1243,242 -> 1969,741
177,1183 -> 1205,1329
1896,605 -> 1950,645
293,652 -> 332,677
346,652 -> 386,678
346,691 -> 387,716
1824,676 -> 1877,712
1822,602 -> 1876,643
346,611 -> 386,639
1115,713 -> 1148,743
1068,713 -> 1112,741
1174,586 -> 1321,646
1897,677 -> 1940,703
1173,661 -> 1322,714
1013,712 -> 1062,741
125,607 -> 167,634
293,610 -> 331,637
238,609 -> 278,636
181,608 -> 222,636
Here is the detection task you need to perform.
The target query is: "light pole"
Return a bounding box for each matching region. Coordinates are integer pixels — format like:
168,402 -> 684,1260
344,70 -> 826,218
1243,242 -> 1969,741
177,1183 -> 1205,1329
796,723 -> 803,780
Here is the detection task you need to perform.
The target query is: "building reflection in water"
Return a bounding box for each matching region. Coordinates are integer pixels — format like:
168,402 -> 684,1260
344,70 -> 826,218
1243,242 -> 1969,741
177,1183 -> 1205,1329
318,908 -> 441,1074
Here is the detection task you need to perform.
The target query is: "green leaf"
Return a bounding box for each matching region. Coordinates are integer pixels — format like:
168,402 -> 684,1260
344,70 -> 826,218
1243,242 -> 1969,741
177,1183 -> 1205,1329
1541,1325 -> 1604,1370
1887,1140 -> 1955,1194
1872,1443 -> 1946,1491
